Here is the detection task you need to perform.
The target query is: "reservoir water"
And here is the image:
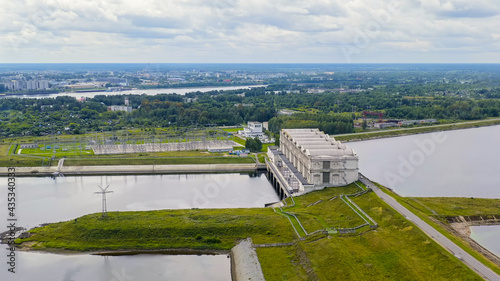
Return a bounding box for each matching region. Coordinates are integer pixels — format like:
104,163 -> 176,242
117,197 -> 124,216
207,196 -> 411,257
3,85 -> 266,99
0,252 -> 231,281
470,225 -> 500,257
0,173 -> 276,280
348,125 -> 500,198
1,173 -> 278,229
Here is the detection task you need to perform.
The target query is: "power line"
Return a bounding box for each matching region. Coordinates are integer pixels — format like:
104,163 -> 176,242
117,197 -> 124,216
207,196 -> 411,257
95,185 -> 113,218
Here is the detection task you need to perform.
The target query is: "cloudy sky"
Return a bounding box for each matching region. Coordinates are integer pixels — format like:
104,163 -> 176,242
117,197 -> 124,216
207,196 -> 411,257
1,0 -> 499,63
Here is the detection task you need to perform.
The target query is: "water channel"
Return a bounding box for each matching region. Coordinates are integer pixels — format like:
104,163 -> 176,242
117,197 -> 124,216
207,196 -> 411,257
0,173 -> 277,280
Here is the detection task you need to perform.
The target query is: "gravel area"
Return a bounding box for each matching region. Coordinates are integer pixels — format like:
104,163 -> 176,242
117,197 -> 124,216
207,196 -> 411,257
231,238 -> 265,281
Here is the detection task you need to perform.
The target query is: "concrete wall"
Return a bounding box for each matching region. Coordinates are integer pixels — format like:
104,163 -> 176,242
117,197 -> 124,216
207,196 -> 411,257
0,163 -> 257,176
280,129 -> 358,187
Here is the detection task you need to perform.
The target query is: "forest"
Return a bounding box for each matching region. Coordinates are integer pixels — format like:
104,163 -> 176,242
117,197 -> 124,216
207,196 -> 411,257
2,71 -> 500,138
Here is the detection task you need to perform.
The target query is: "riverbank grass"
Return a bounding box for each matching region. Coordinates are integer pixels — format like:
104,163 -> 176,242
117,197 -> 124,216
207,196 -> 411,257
20,208 -> 296,251
18,183 -> 490,280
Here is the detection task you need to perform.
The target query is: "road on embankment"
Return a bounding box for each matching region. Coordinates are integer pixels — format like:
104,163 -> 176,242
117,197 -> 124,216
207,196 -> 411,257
360,175 -> 500,281
0,163 -> 259,176
335,118 -> 500,139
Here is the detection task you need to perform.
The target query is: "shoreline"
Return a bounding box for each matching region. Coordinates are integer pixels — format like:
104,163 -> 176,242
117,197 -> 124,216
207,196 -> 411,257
336,118 -> 500,143
448,217 -> 500,267
17,245 -> 228,256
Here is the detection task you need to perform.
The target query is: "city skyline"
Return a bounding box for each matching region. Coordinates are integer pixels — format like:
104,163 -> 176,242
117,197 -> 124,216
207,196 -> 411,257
1,0 -> 500,63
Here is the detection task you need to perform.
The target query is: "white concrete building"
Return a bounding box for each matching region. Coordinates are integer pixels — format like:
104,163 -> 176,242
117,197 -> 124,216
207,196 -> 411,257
267,128 -> 358,195
239,122 -> 263,138
107,105 -> 133,112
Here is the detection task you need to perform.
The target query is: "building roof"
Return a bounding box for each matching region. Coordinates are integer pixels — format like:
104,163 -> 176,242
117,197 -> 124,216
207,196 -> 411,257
282,128 -> 356,158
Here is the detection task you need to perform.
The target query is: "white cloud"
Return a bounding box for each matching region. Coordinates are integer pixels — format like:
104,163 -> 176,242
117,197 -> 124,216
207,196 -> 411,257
0,0 -> 499,63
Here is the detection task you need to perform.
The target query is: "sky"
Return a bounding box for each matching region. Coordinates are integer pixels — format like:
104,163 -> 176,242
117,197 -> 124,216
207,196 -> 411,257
1,0 -> 499,63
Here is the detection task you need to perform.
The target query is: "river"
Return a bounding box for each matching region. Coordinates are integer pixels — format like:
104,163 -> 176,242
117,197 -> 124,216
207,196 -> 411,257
2,173 -> 278,229
3,85 -> 266,99
348,125 -> 500,198
0,173 -> 276,280
347,125 -> 500,260
1,252 -> 231,281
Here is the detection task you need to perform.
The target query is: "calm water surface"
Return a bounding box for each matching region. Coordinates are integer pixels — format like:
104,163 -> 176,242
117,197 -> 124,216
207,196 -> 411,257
1,173 -> 278,229
470,225 -> 500,257
4,85 -> 266,99
0,252 -> 231,281
0,173 -> 273,280
348,125 -> 500,198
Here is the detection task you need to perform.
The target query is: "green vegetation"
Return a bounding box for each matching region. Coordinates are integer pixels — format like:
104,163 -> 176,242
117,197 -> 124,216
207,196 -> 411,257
335,118 -> 500,142
256,246 -> 310,281
376,184 -> 500,276
222,127 -> 243,133
20,208 -> 295,251
245,137 -> 262,152
19,183 -> 487,280
258,188 -> 486,280
412,197 -> 500,217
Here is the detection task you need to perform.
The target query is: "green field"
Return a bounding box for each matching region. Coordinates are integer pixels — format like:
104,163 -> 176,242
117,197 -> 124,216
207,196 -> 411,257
375,184 -> 500,276
19,183 -> 490,280
408,197 -> 500,218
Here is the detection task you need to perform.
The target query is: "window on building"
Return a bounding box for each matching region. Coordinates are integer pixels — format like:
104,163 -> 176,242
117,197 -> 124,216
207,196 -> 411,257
323,161 -> 330,169
322,172 -> 330,183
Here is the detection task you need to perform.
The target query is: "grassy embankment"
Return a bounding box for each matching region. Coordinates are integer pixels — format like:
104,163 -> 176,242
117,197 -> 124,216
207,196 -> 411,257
374,184 -> 500,276
19,182 -> 485,280
335,118 -> 500,142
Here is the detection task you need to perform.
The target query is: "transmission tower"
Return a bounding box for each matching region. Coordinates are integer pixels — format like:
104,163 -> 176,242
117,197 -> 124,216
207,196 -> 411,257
95,185 -> 113,218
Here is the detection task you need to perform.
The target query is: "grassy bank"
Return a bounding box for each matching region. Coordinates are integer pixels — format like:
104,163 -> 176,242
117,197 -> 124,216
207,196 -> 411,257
376,185 -> 500,275
20,208 -> 295,251
19,183 -> 486,280
257,187 -> 484,280
335,118 -> 500,142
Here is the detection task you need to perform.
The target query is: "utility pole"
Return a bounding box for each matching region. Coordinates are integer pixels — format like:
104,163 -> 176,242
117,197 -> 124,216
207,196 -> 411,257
95,185 -> 113,218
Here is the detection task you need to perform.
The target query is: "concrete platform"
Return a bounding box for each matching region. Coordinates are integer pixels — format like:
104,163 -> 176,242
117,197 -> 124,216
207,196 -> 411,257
0,163 -> 258,176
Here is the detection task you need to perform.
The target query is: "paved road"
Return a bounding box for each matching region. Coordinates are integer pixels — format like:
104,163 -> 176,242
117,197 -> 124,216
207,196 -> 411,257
359,175 -> 500,281
335,118 -> 500,138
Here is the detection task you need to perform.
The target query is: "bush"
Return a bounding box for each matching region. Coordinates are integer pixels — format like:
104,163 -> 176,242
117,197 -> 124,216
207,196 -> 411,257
204,237 -> 221,244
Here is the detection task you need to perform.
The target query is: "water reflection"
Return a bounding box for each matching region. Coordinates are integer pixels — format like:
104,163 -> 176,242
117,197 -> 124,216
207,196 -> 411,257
0,252 -> 231,281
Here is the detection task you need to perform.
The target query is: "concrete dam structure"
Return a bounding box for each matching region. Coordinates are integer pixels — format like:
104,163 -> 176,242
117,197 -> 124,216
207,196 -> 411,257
266,128 -> 359,198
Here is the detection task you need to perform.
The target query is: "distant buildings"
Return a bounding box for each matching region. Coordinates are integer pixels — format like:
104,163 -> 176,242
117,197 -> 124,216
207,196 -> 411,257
107,105 -> 133,113
3,80 -> 50,91
239,122 -> 264,138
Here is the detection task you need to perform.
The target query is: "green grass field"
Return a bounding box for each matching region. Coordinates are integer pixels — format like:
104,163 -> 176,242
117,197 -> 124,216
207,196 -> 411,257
20,208 -> 295,251
375,184 -> 500,276
19,183 -> 489,280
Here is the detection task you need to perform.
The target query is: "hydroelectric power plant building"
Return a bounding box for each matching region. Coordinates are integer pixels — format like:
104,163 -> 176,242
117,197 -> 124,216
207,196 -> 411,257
266,128 -> 358,198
